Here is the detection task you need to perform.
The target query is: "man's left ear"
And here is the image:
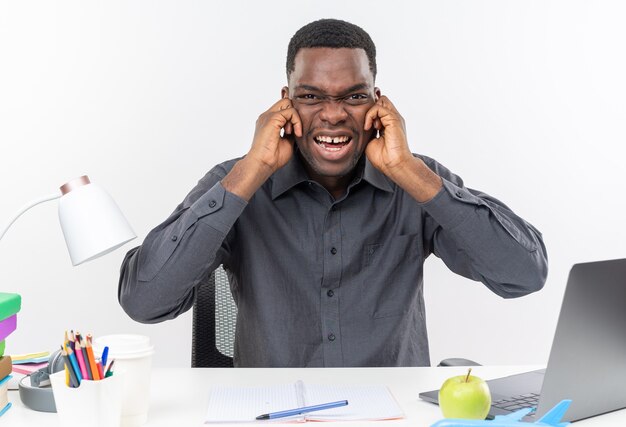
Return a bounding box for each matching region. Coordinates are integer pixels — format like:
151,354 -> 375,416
374,87 -> 381,101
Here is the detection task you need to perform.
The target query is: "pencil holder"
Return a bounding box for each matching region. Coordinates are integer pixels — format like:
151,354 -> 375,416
50,370 -> 124,427
94,334 -> 154,426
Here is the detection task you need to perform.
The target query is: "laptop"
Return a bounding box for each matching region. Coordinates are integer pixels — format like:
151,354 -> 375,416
419,258 -> 626,422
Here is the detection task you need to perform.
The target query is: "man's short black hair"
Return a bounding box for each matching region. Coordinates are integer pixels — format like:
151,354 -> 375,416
286,19 -> 377,80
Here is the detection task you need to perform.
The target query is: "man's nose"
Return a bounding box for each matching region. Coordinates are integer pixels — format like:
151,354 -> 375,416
318,100 -> 348,125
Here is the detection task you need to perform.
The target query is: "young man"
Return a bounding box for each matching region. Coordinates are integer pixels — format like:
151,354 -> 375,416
118,19 -> 547,367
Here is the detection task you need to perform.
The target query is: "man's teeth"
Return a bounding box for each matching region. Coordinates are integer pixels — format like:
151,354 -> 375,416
316,135 -> 350,144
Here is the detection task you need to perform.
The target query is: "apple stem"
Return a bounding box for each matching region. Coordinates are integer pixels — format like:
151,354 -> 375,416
465,368 -> 472,382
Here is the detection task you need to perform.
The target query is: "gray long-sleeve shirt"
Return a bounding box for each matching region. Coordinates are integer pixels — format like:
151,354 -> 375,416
118,153 -> 547,367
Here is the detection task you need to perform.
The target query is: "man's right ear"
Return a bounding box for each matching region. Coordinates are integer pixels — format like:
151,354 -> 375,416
281,86 -> 289,99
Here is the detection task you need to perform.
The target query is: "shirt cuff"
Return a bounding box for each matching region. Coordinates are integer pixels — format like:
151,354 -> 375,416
191,181 -> 248,234
419,178 -> 483,230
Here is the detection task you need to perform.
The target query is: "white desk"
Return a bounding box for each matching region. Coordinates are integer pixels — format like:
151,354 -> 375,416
3,366 -> 626,426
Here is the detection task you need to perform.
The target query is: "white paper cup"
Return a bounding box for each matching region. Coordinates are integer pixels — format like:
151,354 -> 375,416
94,334 -> 154,427
50,370 -> 124,427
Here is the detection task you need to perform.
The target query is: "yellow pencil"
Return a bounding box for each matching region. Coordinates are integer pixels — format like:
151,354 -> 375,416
63,335 -> 70,386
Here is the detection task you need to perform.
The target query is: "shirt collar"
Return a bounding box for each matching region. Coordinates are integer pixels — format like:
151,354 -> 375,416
270,150 -> 394,200
362,156 -> 394,193
270,152 -> 310,200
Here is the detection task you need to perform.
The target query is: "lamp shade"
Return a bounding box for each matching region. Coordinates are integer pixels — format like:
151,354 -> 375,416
58,176 -> 136,266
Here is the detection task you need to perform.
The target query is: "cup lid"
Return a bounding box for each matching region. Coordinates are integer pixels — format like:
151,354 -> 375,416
93,334 -> 154,359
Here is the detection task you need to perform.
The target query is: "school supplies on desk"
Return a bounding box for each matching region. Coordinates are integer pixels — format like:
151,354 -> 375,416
92,334 -> 154,426
0,293 -> 21,321
0,293 -> 20,342
205,380 -> 404,423
0,375 -> 12,417
60,330 -> 115,388
11,351 -> 50,365
256,399 -> 349,420
0,315 -> 17,342
85,337 -> 100,380
11,361 -> 48,375
0,292 -> 20,416
10,351 -> 49,362
0,356 -> 12,379
0,358 -> 11,413
49,369 -> 124,427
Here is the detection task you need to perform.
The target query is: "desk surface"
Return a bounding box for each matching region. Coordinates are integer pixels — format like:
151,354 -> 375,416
3,366 -> 626,426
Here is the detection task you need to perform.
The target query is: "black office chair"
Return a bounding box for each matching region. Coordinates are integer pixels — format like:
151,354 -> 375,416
192,266 -> 237,367
191,265 -> 479,368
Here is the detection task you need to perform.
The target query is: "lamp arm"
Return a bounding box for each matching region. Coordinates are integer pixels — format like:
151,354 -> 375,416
0,192 -> 62,241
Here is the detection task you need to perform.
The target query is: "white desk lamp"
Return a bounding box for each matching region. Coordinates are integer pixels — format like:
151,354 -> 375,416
0,175 -> 136,265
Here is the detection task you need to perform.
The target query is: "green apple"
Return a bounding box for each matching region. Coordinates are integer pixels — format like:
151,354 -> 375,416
438,368 -> 491,419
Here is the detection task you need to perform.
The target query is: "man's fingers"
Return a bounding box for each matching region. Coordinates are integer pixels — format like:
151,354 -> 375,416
279,100 -> 302,137
270,98 -> 294,113
365,95 -> 404,130
285,107 -> 303,137
261,99 -> 303,138
365,96 -> 406,132
272,107 -> 302,138
377,95 -> 400,115
364,104 -> 393,130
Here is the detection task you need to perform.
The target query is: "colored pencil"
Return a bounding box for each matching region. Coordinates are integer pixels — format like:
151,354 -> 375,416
62,338 -> 70,386
66,345 -> 83,383
104,359 -> 115,378
85,338 -> 100,380
74,338 -> 90,380
61,347 -> 80,387
97,361 -> 104,380
81,337 -> 95,380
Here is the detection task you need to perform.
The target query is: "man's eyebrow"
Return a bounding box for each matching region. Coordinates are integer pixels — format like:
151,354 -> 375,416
341,83 -> 370,94
294,83 -> 371,95
294,84 -> 323,92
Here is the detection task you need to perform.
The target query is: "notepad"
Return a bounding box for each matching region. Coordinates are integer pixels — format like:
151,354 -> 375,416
205,380 -> 404,423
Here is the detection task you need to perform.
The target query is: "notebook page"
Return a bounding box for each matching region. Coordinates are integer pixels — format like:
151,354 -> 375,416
205,383 -> 301,423
302,384 -> 404,421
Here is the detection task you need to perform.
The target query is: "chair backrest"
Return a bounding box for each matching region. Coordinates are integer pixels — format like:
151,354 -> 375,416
191,265 -> 237,367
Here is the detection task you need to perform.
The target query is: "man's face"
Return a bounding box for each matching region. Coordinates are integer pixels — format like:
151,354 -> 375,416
283,48 -> 380,179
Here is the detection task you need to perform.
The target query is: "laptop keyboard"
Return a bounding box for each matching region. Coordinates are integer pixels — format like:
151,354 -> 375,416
492,393 -> 540,412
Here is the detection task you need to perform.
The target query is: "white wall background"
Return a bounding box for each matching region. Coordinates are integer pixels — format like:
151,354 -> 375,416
1,0 -> 625,367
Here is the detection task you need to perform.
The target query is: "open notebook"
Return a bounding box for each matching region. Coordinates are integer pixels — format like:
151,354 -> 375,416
205,380 -> 404,423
